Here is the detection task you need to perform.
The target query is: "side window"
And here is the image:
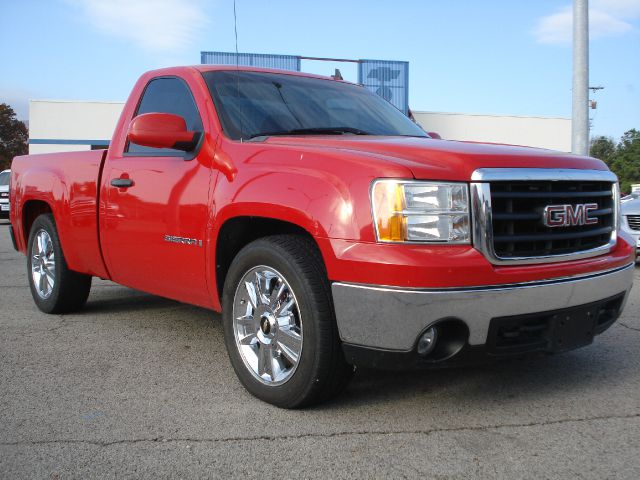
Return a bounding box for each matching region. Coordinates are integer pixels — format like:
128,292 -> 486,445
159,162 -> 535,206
127,77 -> 203,154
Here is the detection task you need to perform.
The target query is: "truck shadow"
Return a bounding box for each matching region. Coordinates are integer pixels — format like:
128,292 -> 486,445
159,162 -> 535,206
324,343 -> 632,410
82,289 -> 186,315
76,283 -> 635,411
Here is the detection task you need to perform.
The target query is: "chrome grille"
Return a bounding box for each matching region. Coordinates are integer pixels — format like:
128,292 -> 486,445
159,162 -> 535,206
628,215 -> 640,231
471,168 -> 619,265
490,180 -> 614,258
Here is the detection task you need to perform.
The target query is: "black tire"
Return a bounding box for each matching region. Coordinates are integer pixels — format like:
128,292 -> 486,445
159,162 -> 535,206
27,214 -> 92,314
222,234 -> 353,408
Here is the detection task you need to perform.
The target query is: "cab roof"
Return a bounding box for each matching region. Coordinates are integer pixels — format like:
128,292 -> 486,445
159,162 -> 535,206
144,64 -> 354,84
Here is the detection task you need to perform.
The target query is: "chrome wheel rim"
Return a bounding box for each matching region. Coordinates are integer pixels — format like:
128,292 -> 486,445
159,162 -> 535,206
31,229 -> 56,299
232,266 -> 303,386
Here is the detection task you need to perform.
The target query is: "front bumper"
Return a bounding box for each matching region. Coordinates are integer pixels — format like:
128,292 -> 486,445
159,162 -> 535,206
332,263 -> 634,365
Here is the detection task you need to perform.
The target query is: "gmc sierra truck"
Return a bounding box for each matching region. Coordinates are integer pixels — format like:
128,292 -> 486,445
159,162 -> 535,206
9,66 -> 636,408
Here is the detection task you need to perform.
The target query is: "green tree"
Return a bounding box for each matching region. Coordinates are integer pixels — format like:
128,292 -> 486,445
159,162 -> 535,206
612,129 -> 640,194
590,129 -> 640,194
0,103 -> 28,171
589,136 -> 616,165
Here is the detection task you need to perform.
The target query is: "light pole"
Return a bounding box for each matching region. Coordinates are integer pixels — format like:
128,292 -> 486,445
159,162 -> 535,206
572,0 -> 590,155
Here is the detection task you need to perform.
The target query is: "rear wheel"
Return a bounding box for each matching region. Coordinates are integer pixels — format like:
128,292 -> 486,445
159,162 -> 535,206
27,214 -> 92,313
222,235 -> 353,408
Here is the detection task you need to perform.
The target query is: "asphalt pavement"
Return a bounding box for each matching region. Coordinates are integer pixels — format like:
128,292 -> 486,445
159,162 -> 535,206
1,220 -> 639,479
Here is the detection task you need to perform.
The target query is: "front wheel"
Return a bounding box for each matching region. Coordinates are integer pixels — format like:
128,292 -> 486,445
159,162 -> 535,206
27,214 -> 92,314
222,235 -> 353,408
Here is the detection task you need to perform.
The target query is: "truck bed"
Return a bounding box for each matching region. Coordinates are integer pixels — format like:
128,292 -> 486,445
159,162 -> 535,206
10,149 -> 110,278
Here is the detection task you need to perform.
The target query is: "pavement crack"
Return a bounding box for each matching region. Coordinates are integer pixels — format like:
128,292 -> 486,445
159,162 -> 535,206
2,412 -> 638,448
618,322 -> 640,332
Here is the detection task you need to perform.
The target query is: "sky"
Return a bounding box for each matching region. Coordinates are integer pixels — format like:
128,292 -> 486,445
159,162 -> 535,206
1,0 -> 639,140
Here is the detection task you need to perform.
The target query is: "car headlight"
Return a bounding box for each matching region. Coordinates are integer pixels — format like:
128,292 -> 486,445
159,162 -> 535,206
371,179 -> 471,243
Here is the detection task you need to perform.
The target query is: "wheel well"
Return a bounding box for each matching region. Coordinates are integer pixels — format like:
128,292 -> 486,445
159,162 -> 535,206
22,200 -> 53,244
215,217 -> 320,301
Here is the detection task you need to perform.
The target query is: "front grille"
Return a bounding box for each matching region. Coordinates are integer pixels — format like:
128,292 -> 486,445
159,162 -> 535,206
628,215 -> 640,231
490,181 -> 615,258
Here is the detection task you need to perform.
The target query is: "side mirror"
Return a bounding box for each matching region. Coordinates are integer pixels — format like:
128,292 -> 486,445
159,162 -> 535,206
127,113 -> 200,151
427,132 -> 442,140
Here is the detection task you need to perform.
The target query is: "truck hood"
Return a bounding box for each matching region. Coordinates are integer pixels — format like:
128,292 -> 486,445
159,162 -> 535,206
263,136 -> 608,181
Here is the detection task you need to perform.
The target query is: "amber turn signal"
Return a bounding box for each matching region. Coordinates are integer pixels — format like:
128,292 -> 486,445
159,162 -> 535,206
372,181 -> 407,242
371,180 -> 471,244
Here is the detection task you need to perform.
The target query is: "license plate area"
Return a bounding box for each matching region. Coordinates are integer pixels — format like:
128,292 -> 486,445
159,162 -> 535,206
549,307 -> 596,353
487,293 -> 626,356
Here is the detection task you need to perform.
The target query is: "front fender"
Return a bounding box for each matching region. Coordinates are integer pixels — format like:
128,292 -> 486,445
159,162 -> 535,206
206,144 -> 413,310
213,170 -> 361,240
211,144 -> 413,243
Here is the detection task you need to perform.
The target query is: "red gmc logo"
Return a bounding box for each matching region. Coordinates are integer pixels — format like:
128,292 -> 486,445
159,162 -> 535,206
543,203 -> 599,228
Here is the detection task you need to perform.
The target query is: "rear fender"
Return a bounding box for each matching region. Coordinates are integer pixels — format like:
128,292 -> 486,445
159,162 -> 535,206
14,170 -> 63,253
13,153 -> 110,279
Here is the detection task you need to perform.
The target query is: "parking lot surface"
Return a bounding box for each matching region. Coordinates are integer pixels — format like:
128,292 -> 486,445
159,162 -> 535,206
1,221 -> 639,479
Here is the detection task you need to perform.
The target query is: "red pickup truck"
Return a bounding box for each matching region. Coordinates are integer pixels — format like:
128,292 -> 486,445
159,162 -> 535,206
9,66 -> 636,407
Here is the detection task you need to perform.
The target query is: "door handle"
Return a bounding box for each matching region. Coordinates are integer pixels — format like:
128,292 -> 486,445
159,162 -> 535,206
111,178 -> 134,188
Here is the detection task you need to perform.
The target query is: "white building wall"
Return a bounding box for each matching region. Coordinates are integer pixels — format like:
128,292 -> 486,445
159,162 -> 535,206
29,100 -> 124,154
413,111 -> 571,152
28,101 -> 572,155
28,143 -> 90,154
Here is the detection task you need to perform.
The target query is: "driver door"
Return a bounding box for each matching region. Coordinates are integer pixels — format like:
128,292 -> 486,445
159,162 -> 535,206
100,76 -> 213,307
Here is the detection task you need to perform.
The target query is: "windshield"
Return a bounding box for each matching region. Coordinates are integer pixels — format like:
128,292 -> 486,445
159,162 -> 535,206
0,171 -> 9,187
203,71 -> 427,141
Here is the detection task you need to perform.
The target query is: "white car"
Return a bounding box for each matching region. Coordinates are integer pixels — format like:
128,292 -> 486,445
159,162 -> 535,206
0,169 -> 10,220
621,192 -> 640,203
621,197 -> 640,260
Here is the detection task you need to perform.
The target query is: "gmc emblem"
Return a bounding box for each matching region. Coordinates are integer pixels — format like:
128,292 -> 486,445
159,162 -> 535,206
543,203 -> 599,228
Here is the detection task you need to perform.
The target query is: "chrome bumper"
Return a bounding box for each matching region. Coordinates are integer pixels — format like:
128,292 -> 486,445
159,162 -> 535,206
331,264 -> 635,351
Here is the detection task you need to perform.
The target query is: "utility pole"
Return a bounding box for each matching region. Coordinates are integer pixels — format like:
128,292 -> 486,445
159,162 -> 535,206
572,0 -> 589,155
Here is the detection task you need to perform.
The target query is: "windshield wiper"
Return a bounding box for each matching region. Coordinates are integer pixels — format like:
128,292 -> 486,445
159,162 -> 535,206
247,127 -> 372,140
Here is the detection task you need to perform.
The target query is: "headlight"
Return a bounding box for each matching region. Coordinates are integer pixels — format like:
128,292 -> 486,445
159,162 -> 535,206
371,180 -> 471,243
